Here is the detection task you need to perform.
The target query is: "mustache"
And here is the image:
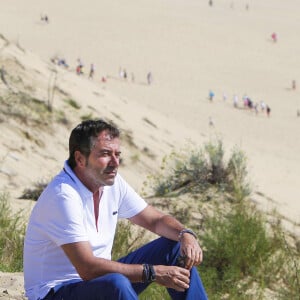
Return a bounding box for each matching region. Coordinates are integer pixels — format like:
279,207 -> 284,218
104,166 -> 117,173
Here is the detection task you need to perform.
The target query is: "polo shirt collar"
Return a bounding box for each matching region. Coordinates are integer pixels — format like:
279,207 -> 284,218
63,160 -> 93,200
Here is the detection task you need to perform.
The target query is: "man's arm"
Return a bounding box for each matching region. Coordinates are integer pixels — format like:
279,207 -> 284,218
129,205 -> 183,240
129,205 -> 203,269
61,241 -> 142,281
61,240 -> 190,291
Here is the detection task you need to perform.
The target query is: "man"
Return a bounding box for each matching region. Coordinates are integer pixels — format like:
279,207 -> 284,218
24,119 -> 207,300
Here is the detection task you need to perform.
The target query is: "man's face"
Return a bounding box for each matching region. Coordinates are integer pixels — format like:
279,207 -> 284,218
84,130 -> 121,187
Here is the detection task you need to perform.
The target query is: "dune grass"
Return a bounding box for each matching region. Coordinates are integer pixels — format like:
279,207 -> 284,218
0,193 -> 25,272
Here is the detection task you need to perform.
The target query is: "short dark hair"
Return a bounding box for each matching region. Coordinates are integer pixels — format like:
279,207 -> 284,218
68,119 -> 120,169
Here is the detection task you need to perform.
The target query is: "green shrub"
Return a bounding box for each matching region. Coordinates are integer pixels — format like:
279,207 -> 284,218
20,180 -> 48,201
150,140 -> 250,199
0,193 -> 25,272
200,202 -> 286,298
226,147 -> 251,200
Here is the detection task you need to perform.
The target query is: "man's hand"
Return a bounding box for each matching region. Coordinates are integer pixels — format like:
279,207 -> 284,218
154,265 -> 190,292
179,233 -> 203,270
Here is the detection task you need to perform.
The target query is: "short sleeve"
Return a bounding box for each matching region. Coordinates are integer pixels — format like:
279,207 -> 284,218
116,175 -> 148,219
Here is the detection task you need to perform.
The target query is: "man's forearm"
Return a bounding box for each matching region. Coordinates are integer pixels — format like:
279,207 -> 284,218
82,258 -> 144,282
154,214 -> 184,241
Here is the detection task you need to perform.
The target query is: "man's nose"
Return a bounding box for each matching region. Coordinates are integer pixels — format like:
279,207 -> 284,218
109,154 -> 119,166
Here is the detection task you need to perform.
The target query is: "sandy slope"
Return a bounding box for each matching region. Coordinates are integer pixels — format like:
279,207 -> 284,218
4,0 -> 299,221
0,0 -> 300,298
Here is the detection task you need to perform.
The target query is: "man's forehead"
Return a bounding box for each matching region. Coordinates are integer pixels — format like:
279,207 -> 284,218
98,130 -> 115,139
96,131 -> 120,143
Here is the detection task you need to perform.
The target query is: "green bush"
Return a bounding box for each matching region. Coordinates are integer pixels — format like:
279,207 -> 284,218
197,200 -> 299,299
20,180 -> 48,201
147,140 -> 299,298
226,147 -> 251,200
200,202 -> 277,296
0,193 -> 25,272
150,140 -> 250,199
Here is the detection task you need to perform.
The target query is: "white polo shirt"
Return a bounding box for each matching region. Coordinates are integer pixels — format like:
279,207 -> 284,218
24,161 -> 147,300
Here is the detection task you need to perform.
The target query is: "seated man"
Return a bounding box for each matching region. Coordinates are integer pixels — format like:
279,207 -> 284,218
23,119 -> 208,300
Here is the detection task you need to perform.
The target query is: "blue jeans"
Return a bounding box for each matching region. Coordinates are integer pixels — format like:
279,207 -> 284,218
44,237 -> 208,300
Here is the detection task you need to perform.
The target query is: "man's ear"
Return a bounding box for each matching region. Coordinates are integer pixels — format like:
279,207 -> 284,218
74,150 -> 86,168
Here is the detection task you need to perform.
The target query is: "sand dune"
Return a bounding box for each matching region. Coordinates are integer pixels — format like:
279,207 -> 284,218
4,0 -> 297,221
0,0 -> 299,298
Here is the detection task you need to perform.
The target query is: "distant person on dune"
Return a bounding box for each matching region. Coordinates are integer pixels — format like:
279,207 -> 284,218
271,32 -> 277,43
147,72 -> 153,85
260,100 -> 266,112
208,90 -> 215,101
40,14 -> 49,24
23,119 -> 208,300
89,63 -> 95,79
76,58 -> 84,75
266,105 -> 271,117
233,94 -> 239,108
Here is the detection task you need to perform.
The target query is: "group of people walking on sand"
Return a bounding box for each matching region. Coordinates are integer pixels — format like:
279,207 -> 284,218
51,56 -> 153,86
234,93 -> 271,117
118,67 -> 153,85
209,90 -> 272,117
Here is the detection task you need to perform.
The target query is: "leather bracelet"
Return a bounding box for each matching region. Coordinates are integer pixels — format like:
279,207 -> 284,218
142,264 -> 156,283
178,228 -> 197,241
142,264 -> 149,283
148,264 -> 156,282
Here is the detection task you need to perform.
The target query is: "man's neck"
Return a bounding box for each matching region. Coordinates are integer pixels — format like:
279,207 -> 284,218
93,189 -> 103,231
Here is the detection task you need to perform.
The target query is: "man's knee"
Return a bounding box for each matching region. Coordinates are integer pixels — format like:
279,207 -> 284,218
103,273 -> 136,298
105,273 -> 131,288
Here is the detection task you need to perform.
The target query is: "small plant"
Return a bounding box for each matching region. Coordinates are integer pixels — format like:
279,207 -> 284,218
130,153 -> 140,163
81,113 -> 94,121
226,147 -> 251,201
20,180 -> 48,201
0,193 -> 25,272
56,110 -> 70,126
65,98 -> 81,109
